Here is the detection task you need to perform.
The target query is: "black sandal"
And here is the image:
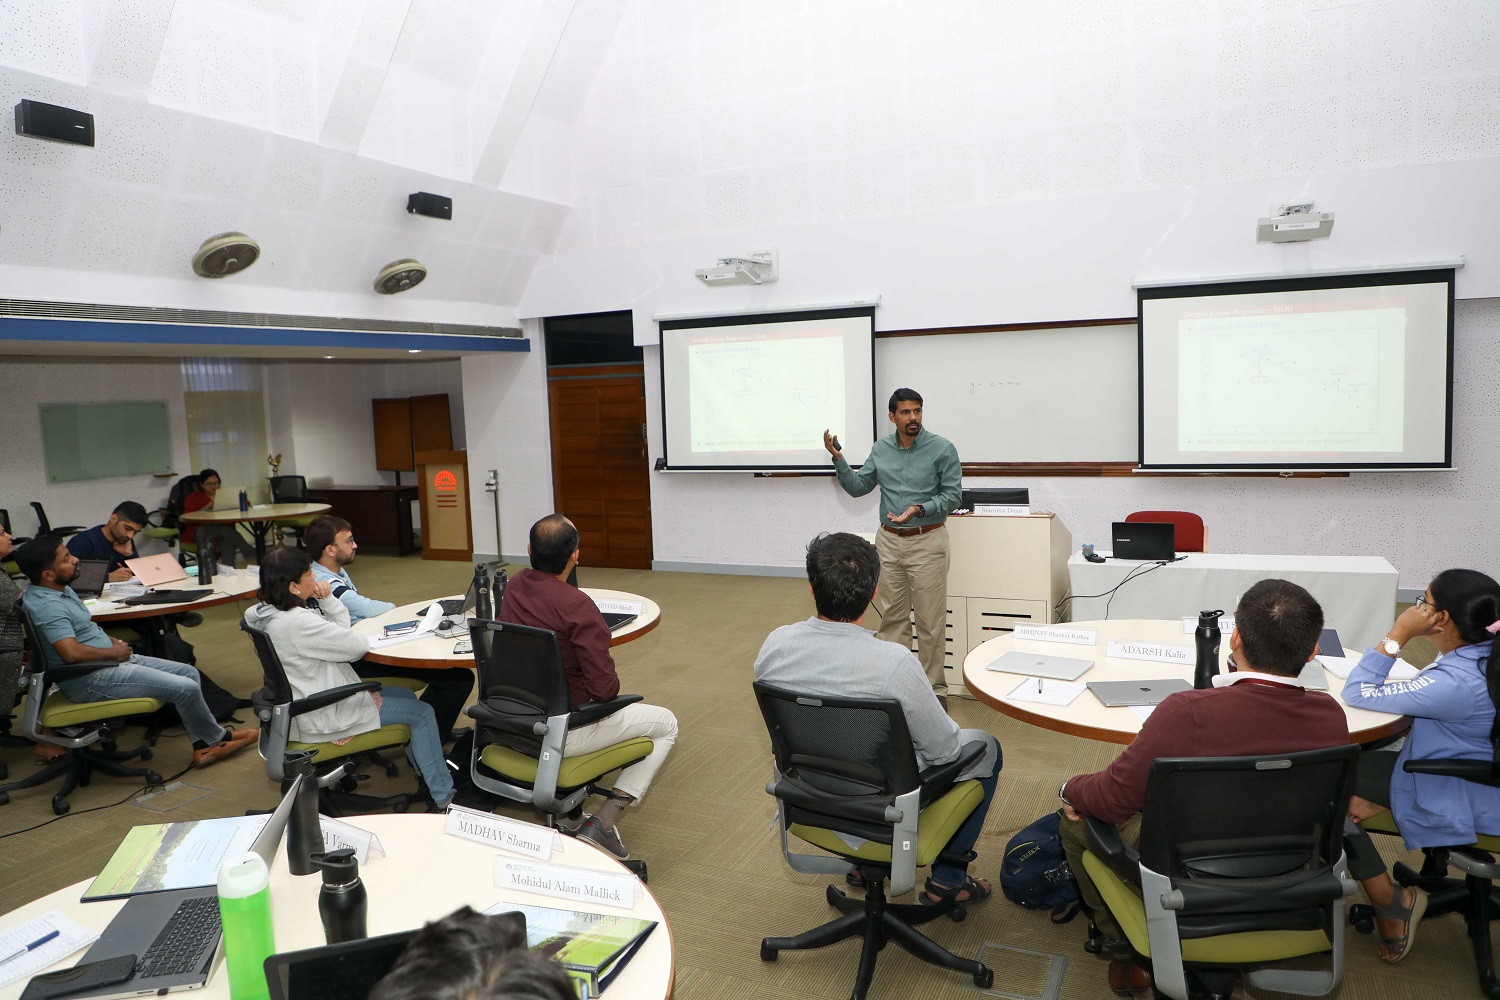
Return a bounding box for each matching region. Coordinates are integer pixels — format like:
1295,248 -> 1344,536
922,874 -> 993,906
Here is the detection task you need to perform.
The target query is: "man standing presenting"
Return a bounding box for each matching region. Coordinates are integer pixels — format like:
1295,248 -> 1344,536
307,515 -> 474,739
67,501 -> 149,583
499,514 -> 678,860
825,388 -> 961,704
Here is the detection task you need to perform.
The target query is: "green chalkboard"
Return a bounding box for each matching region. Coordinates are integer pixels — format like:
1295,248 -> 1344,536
40,401 -> 173,484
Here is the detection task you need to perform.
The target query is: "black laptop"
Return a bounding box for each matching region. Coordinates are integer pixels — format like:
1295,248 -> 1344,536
72,559 -> 111,599
1110,521 -> 1176,561
118,589 -> 214,606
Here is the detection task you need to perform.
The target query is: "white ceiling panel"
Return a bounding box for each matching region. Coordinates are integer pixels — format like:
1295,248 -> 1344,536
85,0 -> 172,93
0,0 -> 86,82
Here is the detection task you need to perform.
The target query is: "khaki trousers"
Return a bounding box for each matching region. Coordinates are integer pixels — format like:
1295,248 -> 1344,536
874,524 -> 951,696
1059,809 -> 1144,949
562,702 -> 679,803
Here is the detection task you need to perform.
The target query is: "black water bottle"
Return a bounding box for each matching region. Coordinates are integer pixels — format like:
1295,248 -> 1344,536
474,562 -> 494,620
1193,610 -> 1225,689
492,567 -> 507,609
197,537 -> 216,584
312,848 -> 367,944
283,751 -> 323,876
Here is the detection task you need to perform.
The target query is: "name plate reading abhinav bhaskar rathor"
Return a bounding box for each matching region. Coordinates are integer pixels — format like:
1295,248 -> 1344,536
1106,640 -> 1194,665
444,805 -> 558,860
496,858 -> 641,910
1012,625 -> 1098,646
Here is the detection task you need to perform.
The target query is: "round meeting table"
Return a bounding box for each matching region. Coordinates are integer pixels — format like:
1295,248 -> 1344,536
179,502 -> 331,564
354,588 -> 662,670
0,812 -> 674,1000
962,618 -> 1409,746
87,571 -> 263,658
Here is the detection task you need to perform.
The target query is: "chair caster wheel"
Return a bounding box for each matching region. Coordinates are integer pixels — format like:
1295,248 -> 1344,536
140,749 -> 152,761
0,791 -> 8,805
947,903 -> 967,923
52,798 -> 70,816
1348,903 -> 1374,935
394,800 -> 410,814
760,943 -> 777,962
973,966 -> 994,989
145,772 -> 163,785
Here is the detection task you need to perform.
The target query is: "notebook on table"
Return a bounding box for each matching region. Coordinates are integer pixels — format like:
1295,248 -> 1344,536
57,778 -> 300,999
123,553 -> 188,588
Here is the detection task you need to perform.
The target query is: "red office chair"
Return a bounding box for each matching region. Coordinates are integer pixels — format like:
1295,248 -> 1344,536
1125,510 -> 1206,552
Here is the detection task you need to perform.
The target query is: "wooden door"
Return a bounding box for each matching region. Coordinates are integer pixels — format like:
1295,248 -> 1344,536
548,365 -> 652,570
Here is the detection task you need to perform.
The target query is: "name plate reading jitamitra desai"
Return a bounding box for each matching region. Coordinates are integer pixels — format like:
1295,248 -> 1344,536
444,805 -> 558,860
495,858 -> 640,909
1107,640 -> 1194,664
1012,625 -> 1098,646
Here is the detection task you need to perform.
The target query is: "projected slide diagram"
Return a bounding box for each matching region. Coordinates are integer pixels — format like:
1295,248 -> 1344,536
688,334 -> 845,452
1178,308 -> 1405,453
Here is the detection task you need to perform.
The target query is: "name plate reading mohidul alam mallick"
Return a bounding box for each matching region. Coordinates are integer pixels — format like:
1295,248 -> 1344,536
445,805 -> 559,860
1107,640 -> 1194,664
1012,625 -> 1098,646
496,858 -> 640,909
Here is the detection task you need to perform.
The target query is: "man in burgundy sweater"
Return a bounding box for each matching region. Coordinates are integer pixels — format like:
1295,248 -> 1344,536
1059,579 -> 1349,996
498,514 -> 678,860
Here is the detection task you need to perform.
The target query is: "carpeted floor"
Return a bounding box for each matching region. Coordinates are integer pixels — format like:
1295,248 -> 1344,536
0,554 -> 1477,999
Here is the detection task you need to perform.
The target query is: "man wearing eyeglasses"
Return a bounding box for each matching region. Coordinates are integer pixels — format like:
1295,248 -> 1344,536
67,501 -> 149,583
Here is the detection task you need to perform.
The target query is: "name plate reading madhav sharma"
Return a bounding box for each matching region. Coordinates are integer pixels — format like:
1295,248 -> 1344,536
1012,625 -> 1098,646
445,805 -> 557,860
496,858 -> 640,909
1107,640 -> 1194,664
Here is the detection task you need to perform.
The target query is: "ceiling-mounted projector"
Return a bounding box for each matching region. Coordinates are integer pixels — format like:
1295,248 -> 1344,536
1257,201 -> 1334,243
695,249 -> 779,286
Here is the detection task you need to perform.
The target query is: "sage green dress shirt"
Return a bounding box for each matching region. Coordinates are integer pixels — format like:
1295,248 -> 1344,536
833,428 -> 962,528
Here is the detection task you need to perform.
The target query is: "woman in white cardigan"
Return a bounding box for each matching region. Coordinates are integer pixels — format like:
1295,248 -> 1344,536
245,547 -> 454,808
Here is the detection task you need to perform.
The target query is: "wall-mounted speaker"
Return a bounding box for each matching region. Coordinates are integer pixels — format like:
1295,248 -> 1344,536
406,192 -> 452,220
15,99 -> 94,147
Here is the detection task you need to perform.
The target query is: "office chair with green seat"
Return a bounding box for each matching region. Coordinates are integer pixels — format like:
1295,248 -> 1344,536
752,680 -> 994,1000
465,620 -> 653,821
0,608 -> 164,815
1081,745 -> 1360,1000
1348,756 -> 1500,998
241,620 -> 416,816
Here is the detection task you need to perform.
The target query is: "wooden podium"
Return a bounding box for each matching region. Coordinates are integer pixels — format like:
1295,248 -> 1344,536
415,450 -> 472,561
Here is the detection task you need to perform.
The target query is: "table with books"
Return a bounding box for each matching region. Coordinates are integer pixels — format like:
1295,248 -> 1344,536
0,812 -> 673,1000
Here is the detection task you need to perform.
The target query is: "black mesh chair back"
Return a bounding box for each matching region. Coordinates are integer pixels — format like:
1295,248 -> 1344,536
0,509 -> 9,534
754,681 -> 922,843
163,475 -> 203,529
240,620 -> 295,707
268,476 -> 309,503
28,502 -> 82,538
469,620 -> 571,752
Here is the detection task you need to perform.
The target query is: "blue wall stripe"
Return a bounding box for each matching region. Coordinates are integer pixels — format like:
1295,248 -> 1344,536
0,316 -> 529,353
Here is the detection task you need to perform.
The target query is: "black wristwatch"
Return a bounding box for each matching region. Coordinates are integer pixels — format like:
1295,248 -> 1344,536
914,504 -> 926,518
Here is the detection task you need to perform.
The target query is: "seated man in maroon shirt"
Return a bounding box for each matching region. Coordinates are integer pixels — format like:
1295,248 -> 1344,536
497,514 -> 678,860
1058,579 -> 1349,997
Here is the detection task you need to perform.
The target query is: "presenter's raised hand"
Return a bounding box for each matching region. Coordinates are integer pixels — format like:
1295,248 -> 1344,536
822,429 -> 842,459
886,505 -> 921,525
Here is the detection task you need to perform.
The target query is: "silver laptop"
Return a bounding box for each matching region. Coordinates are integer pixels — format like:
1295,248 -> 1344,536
983,650 -> 1095,681
1296,661 -> 1329,691
66,778 -> 301,999
1088,678 -> 1193,707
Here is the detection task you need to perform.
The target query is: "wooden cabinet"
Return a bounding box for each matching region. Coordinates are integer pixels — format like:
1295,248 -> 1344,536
374,394 -> 452,473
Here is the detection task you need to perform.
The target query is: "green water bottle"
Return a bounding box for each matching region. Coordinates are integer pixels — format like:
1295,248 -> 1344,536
218,851 -> 274,1000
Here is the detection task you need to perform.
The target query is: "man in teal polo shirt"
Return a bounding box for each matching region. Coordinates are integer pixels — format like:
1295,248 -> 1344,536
15,535 -> 257,767
824,388 -> 961,704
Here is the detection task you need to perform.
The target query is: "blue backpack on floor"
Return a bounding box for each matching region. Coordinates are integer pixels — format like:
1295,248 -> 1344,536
1000,811 -> 1082,921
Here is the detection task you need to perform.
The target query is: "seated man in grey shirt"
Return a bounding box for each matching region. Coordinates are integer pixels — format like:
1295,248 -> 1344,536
754,531 -> 1003,905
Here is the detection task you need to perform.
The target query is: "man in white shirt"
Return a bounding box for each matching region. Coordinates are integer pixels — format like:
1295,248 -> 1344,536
306,515 -> 473,739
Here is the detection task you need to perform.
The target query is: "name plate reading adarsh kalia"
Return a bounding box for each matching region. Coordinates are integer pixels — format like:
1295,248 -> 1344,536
1012,625 -> 1098,646
445,805 -> 558,860
1107,640 -> 1194,665
496,858 -> 640,909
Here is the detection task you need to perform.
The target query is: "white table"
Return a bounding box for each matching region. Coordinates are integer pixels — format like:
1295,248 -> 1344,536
88,572 -> 262,623
962,618 -> 1408,746
354,589 -> 662,670
0,813 -> 674,1000
1067,552 -> 1399,652
180,503 -> 331,563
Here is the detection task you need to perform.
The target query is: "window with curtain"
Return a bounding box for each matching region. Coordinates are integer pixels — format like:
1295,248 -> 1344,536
181,359 -> 271,502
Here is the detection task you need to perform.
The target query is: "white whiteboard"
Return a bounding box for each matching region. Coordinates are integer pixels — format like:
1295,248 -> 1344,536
874,323 -> 1138,462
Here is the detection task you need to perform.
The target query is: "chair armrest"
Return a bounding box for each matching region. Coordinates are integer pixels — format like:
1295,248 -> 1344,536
569,694 -> 644,729
0,646 -> 21,655
288,681 -> 381,717
1404,757 -> 1500,786
915,739 -> 986,801
769,778 -> 897,825
1082,814 -> 1142,888
42,659 -> 121,683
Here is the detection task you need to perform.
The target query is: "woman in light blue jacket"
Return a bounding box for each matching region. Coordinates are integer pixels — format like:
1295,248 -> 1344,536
1343,568 -> 1500,962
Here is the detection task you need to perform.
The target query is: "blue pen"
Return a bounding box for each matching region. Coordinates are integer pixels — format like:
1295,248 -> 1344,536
0,929 -> 60,964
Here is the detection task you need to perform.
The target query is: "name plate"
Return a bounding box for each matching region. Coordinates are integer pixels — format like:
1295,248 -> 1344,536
973,504 -> 1030,516
594,598 -> 644,616
1012,625 -> 1097,646
1107,640 -> 1194,664
495,858 -> 640,909
320,817 -> 385,865
1181,616 -> 1235,634
445,805 -> 558,860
